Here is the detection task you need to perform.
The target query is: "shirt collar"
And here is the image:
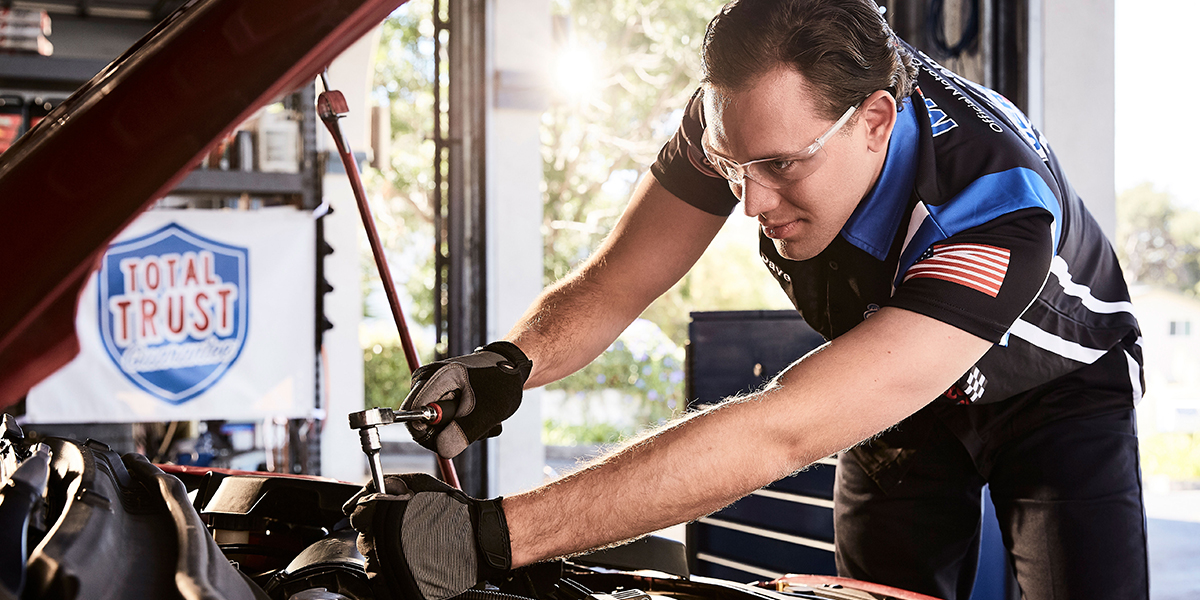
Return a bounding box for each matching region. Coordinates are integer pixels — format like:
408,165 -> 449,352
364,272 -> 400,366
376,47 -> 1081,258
839,97 -> 919,261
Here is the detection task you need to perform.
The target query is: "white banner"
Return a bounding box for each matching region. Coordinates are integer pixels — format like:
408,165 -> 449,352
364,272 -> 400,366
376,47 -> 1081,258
27,208 -> 316,423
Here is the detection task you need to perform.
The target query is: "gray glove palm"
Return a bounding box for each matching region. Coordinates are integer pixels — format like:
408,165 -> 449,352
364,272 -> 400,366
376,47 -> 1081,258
343,473 -> 512,600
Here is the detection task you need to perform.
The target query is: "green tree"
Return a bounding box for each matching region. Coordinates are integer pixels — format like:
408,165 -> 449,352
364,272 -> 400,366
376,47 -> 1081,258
539,0 -> 796,443
365,0 -> 440,333
544,319 -> 686,444
363,0 -> 796,439
1115,183 -> 1200,482
541,0 -> 799,341
541,0 -> 724,285
1116,182 -> 1200,295
359,2 -> 441,406
1140,432 -> 1200,481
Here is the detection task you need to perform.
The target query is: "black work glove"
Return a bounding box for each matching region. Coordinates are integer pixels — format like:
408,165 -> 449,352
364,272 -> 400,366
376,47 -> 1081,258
343,473 -> 512,600
401,341 -> 532,458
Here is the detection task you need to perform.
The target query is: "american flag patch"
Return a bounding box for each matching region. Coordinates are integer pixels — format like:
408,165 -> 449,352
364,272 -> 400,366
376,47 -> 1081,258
903,243 -> 1010,297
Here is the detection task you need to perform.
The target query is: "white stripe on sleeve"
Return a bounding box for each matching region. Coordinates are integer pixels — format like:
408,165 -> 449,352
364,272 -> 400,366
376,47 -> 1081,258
1008,319 -> 1108,364
1050,256 -> 1136,315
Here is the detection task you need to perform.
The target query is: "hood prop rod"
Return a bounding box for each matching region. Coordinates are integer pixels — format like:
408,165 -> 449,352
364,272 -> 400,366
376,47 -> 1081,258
317,70 -> 460,490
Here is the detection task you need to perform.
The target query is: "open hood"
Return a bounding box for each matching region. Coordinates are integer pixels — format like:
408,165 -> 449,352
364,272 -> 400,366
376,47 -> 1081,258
0,0 -> 407,409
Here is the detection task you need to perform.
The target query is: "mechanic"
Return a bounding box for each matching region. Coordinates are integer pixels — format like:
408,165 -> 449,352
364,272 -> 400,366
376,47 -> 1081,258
344,0 -> 1148,598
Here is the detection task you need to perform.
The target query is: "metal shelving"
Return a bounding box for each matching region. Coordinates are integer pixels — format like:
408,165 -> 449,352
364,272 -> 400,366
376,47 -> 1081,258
0,54 -> 111,90
0,62 -> 316,201
173,170 -> 305,196
0,4 -> 318,203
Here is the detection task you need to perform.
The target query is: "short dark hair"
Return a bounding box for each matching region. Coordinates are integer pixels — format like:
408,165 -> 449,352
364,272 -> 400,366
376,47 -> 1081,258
701,0 -> 918,120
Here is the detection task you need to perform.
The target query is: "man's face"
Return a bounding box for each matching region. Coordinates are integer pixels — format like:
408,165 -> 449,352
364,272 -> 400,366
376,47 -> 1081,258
702,67 -> 889,261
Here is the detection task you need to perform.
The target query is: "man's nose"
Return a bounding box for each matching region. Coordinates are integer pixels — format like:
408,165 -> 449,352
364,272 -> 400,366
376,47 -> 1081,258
740,178 -> 781,218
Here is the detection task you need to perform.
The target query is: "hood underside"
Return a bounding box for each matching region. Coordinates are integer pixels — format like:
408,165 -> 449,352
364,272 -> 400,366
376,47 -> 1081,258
0,0 -> 407,409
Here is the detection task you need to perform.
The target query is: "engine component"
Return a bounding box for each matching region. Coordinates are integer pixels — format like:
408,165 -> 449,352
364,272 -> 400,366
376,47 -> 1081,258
198,472 -> 360,576
1,432 -> 261,599
264,528 -> 371,600
0,442 -> 48,595
572,535 -> 688,579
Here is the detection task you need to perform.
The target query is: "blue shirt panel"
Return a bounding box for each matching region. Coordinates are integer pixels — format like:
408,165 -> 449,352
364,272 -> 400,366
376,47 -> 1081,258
840,98 -> 919,261
892,167 -> 1063,289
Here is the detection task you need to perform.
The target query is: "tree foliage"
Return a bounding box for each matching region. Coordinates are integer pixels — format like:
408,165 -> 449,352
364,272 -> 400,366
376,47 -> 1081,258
363,343 -> 414,409
364,0 -> 794,439
544,319 -> 685,443
540,0 -> 724,285
372,0 -> 437,218
357,2 -> 443,408
1140,432 -> 1200,480
541,0 -> 792,340
1116,183 -> 1200,295
360,0 -> 441,354
538,0 -> 799,442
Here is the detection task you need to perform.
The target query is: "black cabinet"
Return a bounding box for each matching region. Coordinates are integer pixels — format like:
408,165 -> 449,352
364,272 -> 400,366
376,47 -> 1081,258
684,310 -> 1017,600
685,310 -> 836,581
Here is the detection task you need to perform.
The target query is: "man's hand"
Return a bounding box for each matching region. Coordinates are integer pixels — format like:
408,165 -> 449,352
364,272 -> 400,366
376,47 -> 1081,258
401,341 -> 532,458
344,473 -> 512,600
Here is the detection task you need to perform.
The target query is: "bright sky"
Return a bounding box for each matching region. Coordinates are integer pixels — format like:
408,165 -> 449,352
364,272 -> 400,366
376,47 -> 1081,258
1114,0 -> 1200,207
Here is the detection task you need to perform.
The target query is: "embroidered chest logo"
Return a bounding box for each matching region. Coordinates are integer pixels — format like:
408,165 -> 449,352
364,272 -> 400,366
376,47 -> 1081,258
922,95 -> 958,138
903,243 -> 1009,297
97,223 -> 250,404
760,252 -> 792,283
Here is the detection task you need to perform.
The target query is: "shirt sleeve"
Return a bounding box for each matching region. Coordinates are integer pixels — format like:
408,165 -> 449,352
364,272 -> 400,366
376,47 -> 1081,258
885,208 -> 1055,342
649,88 -> 741,216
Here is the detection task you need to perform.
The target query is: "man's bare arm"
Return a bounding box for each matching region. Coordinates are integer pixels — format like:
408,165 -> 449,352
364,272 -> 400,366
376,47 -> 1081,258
506,173 -> 726,389
502,306 -> 994,566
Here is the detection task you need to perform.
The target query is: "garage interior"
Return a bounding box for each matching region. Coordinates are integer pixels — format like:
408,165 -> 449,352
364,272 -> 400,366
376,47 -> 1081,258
0,0 -> 1166,598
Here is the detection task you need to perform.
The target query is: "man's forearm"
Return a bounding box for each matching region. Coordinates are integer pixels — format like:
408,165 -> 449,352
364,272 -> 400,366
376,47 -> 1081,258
503,392 -> 817,566
500,307 -> 994,567
504,174 -> 727,389
501,374 -> 877,566
505,273 -> 643,389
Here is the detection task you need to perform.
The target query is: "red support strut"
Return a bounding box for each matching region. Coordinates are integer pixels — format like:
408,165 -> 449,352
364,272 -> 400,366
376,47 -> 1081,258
317,77 -> 460,490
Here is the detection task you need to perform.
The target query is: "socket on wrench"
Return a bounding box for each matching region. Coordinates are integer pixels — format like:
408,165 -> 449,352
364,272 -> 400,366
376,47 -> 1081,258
348,405 -> 445,493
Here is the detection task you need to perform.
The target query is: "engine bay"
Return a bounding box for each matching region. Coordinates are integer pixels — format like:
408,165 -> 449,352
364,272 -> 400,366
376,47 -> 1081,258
0,415 -> 915,600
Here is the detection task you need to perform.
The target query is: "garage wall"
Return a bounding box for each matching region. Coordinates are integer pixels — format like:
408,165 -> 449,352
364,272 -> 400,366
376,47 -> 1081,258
485,0 -> 551,497
320,29 -> 381,485
1039,0 -> 1117,238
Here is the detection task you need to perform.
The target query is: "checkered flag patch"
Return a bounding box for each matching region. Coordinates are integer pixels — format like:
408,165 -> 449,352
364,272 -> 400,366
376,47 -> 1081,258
963,367 -> 987,402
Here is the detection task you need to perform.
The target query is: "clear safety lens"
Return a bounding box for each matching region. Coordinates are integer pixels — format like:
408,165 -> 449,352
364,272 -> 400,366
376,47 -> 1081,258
701,105 -> 856,191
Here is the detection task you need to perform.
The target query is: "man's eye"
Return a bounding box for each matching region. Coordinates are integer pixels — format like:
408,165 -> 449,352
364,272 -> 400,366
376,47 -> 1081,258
768,159 -> 796,173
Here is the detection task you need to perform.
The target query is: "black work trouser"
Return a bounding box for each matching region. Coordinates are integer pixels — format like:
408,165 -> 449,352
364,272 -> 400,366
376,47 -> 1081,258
833,346 -> 1149,600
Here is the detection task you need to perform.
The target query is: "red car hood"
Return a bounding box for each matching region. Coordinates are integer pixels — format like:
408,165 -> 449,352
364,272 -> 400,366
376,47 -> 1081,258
0,0 -> 405,409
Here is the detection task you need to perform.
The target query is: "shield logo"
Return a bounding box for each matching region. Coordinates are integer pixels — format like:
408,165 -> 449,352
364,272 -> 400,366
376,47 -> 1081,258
97,223 -> 250,404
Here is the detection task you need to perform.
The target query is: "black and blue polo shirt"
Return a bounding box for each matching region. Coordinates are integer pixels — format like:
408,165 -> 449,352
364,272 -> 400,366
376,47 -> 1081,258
651,45 -> 1141,405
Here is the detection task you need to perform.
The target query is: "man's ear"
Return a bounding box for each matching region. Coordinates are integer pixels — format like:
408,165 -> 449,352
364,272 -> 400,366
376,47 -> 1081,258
860,90 -> 898,153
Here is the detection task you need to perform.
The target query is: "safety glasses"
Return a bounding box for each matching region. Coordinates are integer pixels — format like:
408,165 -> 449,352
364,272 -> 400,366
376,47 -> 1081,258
701,105 -> 857,190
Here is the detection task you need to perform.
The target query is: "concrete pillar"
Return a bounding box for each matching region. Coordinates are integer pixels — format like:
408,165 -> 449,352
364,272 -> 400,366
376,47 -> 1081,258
486,0 -> 551,496
319,28 -> 382,485
1039,0 -> 1116,238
